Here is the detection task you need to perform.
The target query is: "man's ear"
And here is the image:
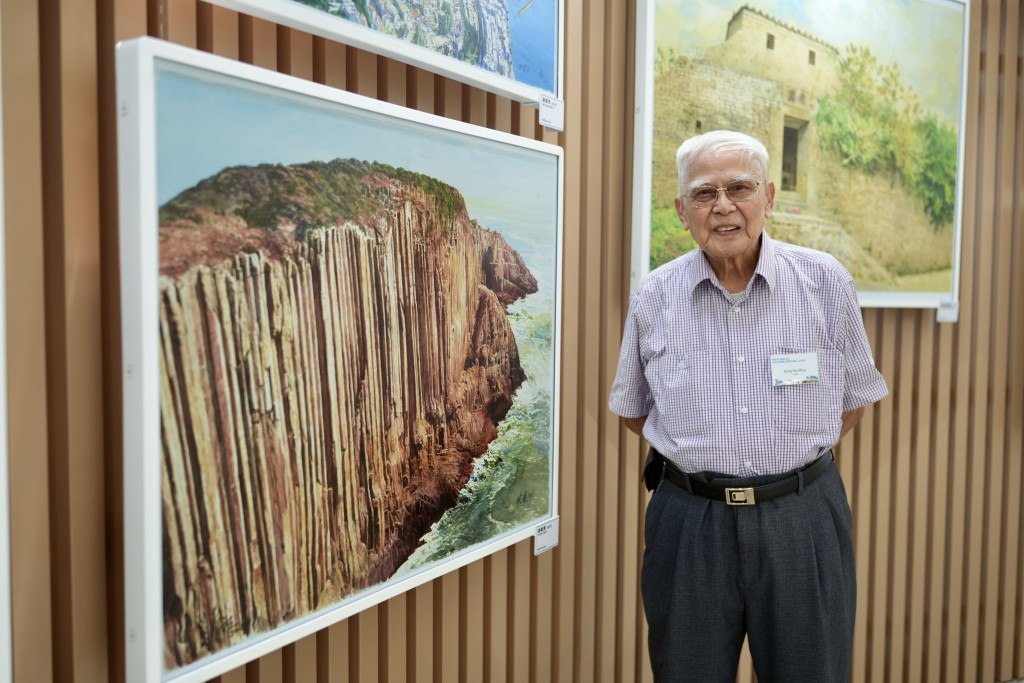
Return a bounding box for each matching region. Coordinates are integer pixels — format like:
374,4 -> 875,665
675,196 -> 689,230
764,180 -> 776,218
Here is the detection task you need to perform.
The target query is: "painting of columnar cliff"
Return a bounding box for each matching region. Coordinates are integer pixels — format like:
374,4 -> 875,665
117,41 -> 561,682
160,158 -> 542,667
637,0 -> 968,307
207,0 -> 560,97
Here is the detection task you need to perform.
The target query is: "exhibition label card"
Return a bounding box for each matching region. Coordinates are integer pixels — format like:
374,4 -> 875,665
539,95 -> 564,131
534,517 -> 560,555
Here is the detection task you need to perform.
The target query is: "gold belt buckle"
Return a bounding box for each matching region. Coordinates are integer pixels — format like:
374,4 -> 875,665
725,487 -> 756,505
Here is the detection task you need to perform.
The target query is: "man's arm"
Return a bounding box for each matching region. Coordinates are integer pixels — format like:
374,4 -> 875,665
623,416 -> 647,437
839,406 -> 866,441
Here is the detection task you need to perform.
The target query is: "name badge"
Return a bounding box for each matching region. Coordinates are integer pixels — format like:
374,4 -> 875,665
770,352 -> 820,386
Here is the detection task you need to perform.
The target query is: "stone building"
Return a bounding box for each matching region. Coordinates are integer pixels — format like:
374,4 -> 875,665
703,5 -> 841,215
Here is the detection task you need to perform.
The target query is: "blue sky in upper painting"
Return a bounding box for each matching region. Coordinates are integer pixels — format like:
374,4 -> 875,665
154,64 -> 559,252
655,0 -> 966,126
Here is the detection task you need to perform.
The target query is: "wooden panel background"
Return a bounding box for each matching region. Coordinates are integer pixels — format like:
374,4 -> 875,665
1,0 -> 1021,681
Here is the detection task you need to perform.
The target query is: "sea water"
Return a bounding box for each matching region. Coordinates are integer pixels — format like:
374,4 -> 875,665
507,0 -> 557,93
395,230 -> 555,575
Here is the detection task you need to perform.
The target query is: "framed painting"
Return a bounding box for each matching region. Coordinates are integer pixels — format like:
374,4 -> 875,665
631,0 -> 970,313
205,0 -> 563,102
117,36 -> 562,682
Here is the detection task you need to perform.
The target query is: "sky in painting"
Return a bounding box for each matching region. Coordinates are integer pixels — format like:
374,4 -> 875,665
155,63 -> 559,248
654,0 -> 966,126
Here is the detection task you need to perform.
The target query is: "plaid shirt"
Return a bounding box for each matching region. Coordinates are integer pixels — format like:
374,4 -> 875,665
609,233 -> 889,476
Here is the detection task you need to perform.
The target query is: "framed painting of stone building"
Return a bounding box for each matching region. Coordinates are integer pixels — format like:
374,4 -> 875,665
117,37 -> 562,683
205,0 -> 563,102
631,0 -> 970,313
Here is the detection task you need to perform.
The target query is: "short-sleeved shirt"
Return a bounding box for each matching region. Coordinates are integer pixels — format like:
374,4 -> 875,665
608,233 -> 889,477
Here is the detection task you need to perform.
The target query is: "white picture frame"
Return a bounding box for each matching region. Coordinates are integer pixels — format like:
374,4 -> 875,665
117,36 -> 563,682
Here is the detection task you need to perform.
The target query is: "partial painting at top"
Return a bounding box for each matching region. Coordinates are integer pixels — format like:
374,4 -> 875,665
148,58 -> 559,675
291,0 -> 557,93
643,0 -> 967,302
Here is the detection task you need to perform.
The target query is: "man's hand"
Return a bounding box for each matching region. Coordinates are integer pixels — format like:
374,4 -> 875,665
623,416 -> 647,436
839,406 -> 866,441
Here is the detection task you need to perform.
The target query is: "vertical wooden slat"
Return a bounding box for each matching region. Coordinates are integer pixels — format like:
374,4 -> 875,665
316,617 -> 347,683
39,0 -> 110,679
530,550 -> 554,683
2,0 -> 52,681
1004,7 -> 1024,677
409,67 -> 433,114
100,0 -> 148,680
556,5 -> 583,682
962,1 -> 1002,680
485,552 -> 508,683
278,27 -> 312,80
944,3 -> 985,680
248,17 -> 276,70
166,0 -> 196,47
206,4 -> 239,60
410,583 -> 433,681
849,311 -> 880,683
906,311 -> 934,683
574,1 -> 605,681
217,665 -> 247,683
613,0 -> 644,676
462,562 -> 484,683
355,608 -> 380,683
348,47 -> 377,99
321,39 -> 345,90
598,0 -> 626,680
382,60 -> 406,105
248,647 -> 284,683
926,321 -> 955,683
872,311 -> 897,682
282,634 -> 316,683
990,4 -> 1022,682
508,542 -> 533,682
435,571 -> 458,683
887,311 -> 914,682
979,3 -> 1015,678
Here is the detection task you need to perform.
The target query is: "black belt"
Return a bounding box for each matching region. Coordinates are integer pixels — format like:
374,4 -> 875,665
650,449 -> 833,505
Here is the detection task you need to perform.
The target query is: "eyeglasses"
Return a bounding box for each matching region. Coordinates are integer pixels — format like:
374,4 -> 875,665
686,180 -> 762,207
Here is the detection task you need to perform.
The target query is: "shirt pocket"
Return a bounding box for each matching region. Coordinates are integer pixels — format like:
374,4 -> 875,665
645,350 -> 715,439
770,347 -> 844,435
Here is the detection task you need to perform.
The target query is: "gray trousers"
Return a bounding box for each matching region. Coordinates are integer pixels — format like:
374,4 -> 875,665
641,457 -> 856,683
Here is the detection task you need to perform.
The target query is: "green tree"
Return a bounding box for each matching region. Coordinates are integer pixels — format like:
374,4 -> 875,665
815,45 -> 956,231
649,200 -> 697,268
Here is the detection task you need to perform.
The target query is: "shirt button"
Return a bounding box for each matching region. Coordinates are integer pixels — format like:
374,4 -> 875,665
732,306 -> 741,313
745,461 -> 754,469
737,356 -> 745,363
677,361 -> 686,370
739,407 -> 749,414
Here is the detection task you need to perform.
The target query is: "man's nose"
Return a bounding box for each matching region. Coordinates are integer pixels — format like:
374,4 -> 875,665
712,188 -> 736,210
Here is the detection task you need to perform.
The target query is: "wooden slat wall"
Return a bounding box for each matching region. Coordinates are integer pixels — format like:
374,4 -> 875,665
2,0 -> 1021,681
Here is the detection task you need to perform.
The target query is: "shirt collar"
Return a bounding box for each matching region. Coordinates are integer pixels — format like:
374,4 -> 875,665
687,231 -> 778,298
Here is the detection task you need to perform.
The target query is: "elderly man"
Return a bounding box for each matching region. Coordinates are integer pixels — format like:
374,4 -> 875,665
609,130 -> 888,682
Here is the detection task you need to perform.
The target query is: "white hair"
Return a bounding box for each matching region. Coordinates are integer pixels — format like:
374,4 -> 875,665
675,130 -> 769,196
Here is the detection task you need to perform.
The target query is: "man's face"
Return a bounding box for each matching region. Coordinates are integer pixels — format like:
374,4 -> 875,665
674,149 -> 775,268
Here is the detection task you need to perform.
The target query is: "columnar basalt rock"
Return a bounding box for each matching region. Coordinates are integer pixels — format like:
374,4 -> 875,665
157,159 -> 535,666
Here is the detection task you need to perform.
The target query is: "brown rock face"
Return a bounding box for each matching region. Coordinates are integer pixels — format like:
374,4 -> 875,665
157,160 -> 536,667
